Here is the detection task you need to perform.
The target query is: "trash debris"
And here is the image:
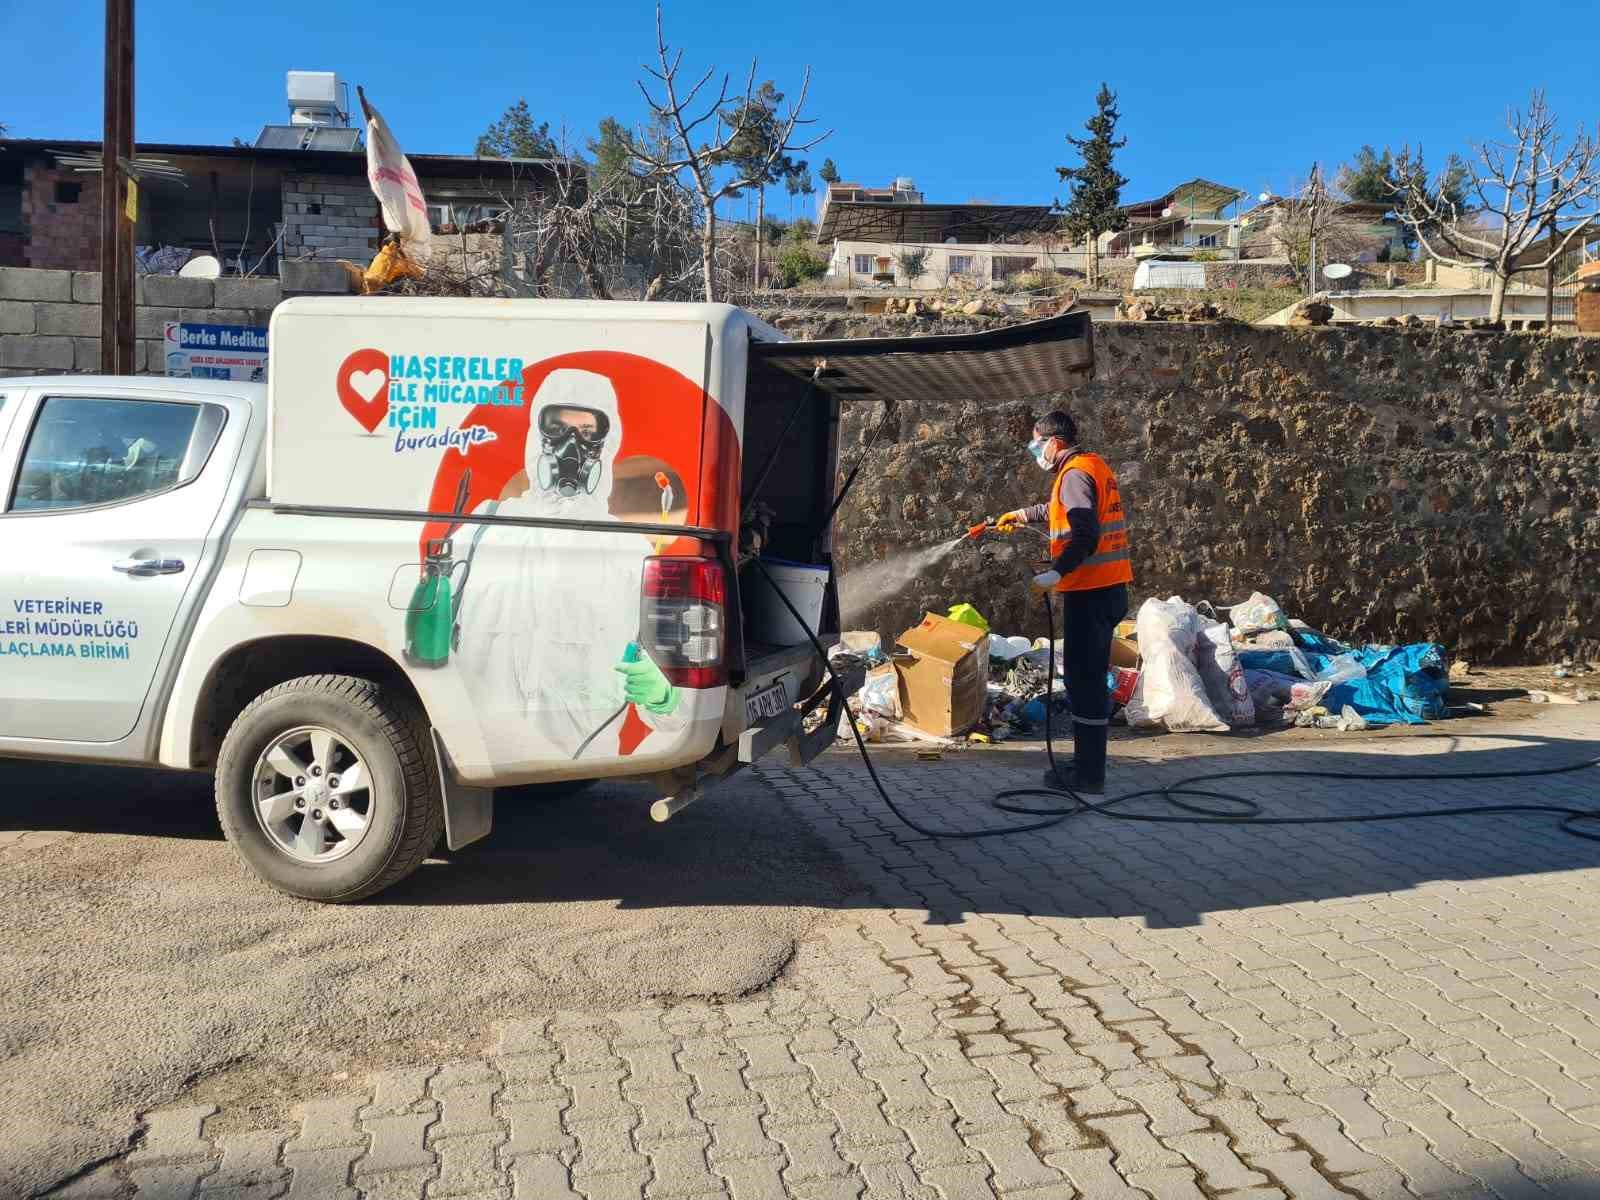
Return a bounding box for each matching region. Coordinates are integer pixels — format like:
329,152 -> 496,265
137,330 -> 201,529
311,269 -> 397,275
858,664 -> 902,721
895,612 -> 989,737
1230,591 -> 1289,636
1241,629 -> 1296,650
946,603 -> 989,633
1195,622 -> 1254,727
1123,597 -> 1230,733
987,633 -> 1034,662
1527,690 -> 1579,705
1109,667 -> 1140,708
835,585 -> 1480,750
837,630 -> 887,663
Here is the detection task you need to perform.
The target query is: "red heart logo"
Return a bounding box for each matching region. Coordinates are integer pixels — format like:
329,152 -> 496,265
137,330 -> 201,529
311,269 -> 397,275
337,348 -> 390,432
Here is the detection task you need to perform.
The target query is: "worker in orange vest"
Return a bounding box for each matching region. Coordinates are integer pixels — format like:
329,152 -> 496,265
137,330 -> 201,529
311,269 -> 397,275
992,409 -> 1132,795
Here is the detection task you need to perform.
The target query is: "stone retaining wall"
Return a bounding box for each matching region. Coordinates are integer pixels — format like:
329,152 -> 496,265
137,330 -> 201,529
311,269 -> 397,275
817,315 -> 1599,665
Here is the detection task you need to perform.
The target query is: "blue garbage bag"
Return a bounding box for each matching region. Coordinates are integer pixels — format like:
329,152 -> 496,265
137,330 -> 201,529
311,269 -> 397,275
1323,643 -> 1448,725
1291,626 -> 1349,656
1238,648 -> 1311,678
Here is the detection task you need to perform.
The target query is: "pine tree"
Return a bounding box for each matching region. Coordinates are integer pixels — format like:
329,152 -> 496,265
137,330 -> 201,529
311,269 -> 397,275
724,82 -> 807,288
818,158 -> 840,184
475,99 -> 557,160
1338,145 -> 1396,205
1340,144 -> 1470,252
1056,84 -> 1129,287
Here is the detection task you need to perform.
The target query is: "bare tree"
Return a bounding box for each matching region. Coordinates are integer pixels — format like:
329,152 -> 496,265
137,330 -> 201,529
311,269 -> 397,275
480,126 -> 770,304
492,131 -> 708,302
1251,165 -> 1378,291
628,5 -> 829,302
1396,90 -> 1600,323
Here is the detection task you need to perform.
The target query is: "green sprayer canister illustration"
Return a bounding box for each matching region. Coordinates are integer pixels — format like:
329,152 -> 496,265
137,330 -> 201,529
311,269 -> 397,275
404,472 -> 472,669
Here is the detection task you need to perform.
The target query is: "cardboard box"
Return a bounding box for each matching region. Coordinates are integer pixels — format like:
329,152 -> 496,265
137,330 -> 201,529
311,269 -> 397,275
894,612 -> 990,737
1110,636 -> 1140,669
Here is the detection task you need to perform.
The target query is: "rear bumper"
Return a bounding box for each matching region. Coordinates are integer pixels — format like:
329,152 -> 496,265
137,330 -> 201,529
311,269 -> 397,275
721,640 -> 863,767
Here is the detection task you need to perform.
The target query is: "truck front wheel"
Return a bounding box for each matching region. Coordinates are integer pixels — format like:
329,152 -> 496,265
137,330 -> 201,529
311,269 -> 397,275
215,675 -> 443,902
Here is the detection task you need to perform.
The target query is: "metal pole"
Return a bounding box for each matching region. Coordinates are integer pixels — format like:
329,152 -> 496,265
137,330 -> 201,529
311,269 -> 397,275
1547,259 -> 1556,331
99,0 -> 135,374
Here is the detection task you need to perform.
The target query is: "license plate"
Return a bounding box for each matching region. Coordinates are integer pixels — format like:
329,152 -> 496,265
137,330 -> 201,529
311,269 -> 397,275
745,680 -> 790,725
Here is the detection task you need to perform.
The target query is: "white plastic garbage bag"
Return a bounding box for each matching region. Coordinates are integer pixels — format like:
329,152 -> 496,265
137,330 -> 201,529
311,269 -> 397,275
987,633 -> 1034,662
1195,622 -> 1256,727
1122,597 -> 1229,733
1230,591 -> 1288,636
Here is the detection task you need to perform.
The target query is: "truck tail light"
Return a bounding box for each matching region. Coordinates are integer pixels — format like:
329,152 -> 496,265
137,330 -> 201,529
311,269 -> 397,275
640,556 -> 727,689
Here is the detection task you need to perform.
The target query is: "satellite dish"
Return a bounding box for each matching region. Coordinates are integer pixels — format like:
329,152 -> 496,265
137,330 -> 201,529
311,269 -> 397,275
1322,262 -> 1352,280
179,255 -> 222,279
1161,207 -> 1173,218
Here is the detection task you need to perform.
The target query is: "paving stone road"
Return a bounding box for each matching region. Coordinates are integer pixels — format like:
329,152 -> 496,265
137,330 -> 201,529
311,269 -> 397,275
48,709 -> 1600,1199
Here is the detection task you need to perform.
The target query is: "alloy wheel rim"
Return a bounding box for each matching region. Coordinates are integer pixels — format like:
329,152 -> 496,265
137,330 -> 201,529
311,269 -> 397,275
250,725 -> 374,863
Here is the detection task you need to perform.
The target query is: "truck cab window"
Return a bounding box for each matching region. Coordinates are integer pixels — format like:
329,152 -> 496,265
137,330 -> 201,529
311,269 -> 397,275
9,396 -> 224,513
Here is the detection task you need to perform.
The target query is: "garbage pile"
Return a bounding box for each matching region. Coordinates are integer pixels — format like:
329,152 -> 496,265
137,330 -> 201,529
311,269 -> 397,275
835,603 -> 1138,746
836,590 -> 1458,746
1122,591 -> 1451,733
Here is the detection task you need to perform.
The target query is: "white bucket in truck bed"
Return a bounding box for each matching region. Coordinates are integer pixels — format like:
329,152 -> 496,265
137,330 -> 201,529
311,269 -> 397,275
748,559 -> 829,646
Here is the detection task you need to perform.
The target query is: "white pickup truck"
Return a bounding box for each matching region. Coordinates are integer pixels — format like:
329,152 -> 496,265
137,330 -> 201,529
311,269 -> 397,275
0,297 -> 1090,901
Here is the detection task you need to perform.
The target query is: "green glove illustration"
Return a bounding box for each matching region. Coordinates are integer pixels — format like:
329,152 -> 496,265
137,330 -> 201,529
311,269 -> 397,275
614,643 -> 681,716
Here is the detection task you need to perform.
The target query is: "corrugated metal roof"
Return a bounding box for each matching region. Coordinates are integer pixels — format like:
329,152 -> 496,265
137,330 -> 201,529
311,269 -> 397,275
0,137 -> 564,180
817,200 -> 1059,245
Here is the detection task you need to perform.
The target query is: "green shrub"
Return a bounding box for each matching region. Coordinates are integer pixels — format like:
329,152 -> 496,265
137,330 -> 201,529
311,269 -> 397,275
772,238 -> 829,289
1191,249 -> 1220,262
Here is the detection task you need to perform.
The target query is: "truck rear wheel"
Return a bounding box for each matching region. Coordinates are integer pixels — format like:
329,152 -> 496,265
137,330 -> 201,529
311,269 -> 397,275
215,674 -> 443,902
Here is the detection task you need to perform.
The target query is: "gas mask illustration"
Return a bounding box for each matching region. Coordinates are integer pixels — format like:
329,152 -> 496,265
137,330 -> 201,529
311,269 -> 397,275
535,404 -> 611,498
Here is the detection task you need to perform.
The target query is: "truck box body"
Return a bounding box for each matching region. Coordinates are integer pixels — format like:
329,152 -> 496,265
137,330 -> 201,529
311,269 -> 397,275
237,298 -> 830,785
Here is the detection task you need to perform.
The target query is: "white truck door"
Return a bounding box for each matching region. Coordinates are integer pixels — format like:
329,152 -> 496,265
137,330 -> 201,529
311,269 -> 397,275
0,389 -> 235,743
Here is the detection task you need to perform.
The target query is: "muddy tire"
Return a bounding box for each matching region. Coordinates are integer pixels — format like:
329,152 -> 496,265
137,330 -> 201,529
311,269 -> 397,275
215,674 -> 443,902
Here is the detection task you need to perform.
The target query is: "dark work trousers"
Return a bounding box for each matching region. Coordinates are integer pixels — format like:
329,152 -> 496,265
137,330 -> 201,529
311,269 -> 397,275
1059,582 -> 1129,781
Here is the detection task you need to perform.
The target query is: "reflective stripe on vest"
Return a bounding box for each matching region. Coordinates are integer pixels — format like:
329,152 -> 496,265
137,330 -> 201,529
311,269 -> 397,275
1046,451 -> 1134,591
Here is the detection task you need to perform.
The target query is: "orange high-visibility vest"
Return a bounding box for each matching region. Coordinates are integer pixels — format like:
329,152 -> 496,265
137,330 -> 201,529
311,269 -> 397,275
1046,451 -> 1133,591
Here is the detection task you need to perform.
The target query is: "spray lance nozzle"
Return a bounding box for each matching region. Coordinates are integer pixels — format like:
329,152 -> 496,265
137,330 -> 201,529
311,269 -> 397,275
966,519 -> 996,541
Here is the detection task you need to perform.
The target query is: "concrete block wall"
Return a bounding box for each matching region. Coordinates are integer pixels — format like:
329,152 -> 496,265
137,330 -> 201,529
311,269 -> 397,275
281,173 -> 380,263
0,266 -> 281,377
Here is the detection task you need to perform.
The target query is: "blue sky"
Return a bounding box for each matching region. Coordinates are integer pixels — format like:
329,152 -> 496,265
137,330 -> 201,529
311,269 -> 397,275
3,0 -> 1598,219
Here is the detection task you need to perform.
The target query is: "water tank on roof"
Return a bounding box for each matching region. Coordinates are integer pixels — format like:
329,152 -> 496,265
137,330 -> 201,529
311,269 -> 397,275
894,176 -> 916,192
286,71 -> 348,127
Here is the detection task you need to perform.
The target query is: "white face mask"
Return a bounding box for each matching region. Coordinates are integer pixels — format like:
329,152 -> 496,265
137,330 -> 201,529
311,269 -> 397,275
1028,436 -> 1055,471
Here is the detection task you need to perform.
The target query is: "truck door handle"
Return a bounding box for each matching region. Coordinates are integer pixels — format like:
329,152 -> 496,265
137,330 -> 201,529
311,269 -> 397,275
113,557 -> 185,577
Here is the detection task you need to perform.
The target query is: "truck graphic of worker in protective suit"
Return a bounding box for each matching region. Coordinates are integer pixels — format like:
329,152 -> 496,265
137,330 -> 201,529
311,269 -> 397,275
450,369 -> 687,761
